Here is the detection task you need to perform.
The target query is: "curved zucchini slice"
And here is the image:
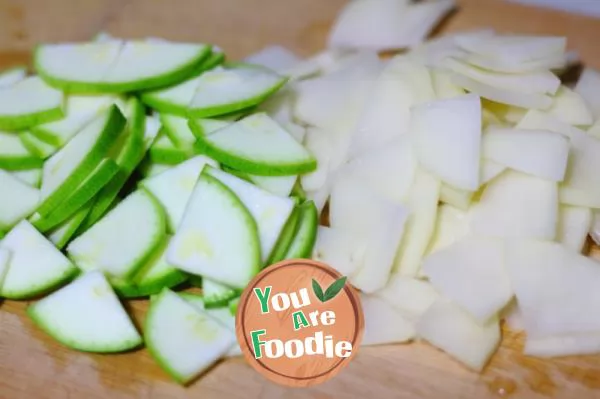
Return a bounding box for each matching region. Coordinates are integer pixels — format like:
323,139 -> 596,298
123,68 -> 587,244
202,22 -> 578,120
36,41 -> 210,93
0,220 -> 78,299
28,271 -> 142,352
191,113 -> 316,176
167,173 -> 260,289
67,189 -> 166,279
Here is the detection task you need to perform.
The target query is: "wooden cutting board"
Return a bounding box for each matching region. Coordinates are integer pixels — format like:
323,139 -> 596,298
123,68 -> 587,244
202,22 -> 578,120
1,0 -> 600,398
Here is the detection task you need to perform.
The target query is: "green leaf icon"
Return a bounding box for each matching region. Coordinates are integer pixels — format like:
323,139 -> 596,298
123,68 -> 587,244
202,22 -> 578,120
312,279 -> 325,302
323,276 -> 347,302
312,276 -> 347,303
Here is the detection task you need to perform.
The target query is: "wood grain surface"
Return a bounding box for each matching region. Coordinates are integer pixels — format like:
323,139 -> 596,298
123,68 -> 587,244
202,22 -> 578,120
1,0 -> 600,398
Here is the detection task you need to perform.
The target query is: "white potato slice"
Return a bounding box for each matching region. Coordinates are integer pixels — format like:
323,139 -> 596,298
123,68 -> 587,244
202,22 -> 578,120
557,206 -> 592,252
416,298 -> 501,371
481,127 -> 570,182
470,170 -> 558,240
411,93 -> 482,191
505,240 -> 600,338
422,236 -> 512,323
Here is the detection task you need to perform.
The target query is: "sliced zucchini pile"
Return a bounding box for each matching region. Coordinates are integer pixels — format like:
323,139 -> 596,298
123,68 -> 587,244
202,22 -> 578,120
0,35 -> 318,385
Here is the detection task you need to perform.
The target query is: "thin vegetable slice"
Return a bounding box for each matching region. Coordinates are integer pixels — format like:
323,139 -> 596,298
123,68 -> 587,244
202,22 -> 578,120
36,40 -> 210,92
245,46 -> 301,74
0,170 -> 40,231
79,100 -> 153,231
140,75 -> 201,116
422,236 -> 512,323
481,127 -> 570,182
178,293 -> 240,357
206,167 -> 295,263
149,131 -> 190,165
140,50 -> 225,116
0,131 -> 44,170
330,173 -> 409,292
201,278 -> 239,309
343,135 -> 418,203
145,289 -> 236,384
37,105 -> 126,216
393,169 -> 441,277
411,94 -> 482,191
449,72 -> 552,109
283,200 -> 319,259
557,206 -> 592,253
188,118 -> 230,140
470,170 -> 558,240
141,155 -> 218,232
375,275 -> 439,321
505,240 -> 600,340
35,41 -> 124,90
329,0 -> 411,50
160,114 -> 197,151
167,173 -> 260,288
392,0 -> 457,48
100,41 -> 210,92
192,112 -> 316,176
67,189 -> 166,279
518,111 -> 600,208
426,204 -> 470,255
201,48 -> 226,70
416,298 -> 501,371
48,203 -> 93,249
116,238 -> 187,298
361,294 -> 416,346
328,0 -> 455,51
246,174 -> 297,197
33,158 -> 120,232
266,207 -> 301,265
20,132 -> 58,159
313,226 -> 366,278
31,95 -> 118,146
300,127 -> 333,193
0,76 -> 64,130
350,58 -> 434,158
443,57 -> 561,95
28,270 -> 142,352
294,52 -> 381,132
179,293 -> 237,332
575,68 -> 600,118
459,51 -> 566,74
547,86 -> 594,127
455,35 -> 566,66
0,220 -> 77,299
188,66 -> 287,118
11,168 -> 42,188
0,66 -> 27,88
